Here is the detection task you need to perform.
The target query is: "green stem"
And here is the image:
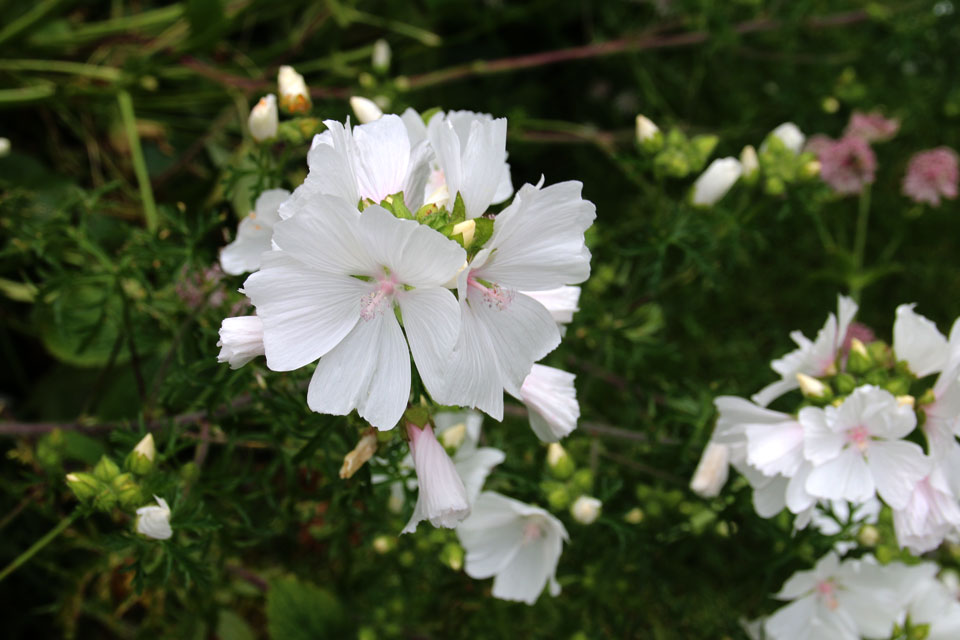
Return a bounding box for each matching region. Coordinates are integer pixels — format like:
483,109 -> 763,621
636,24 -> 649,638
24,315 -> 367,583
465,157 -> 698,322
850,184 -> 871,300
0,59 -> 122,81
117,90 -> 159,232
0,0 -> 64,47
0,510 -> 80,583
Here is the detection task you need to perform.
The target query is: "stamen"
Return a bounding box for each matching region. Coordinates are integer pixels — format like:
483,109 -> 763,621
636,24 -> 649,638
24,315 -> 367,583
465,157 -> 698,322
847,425 -> 870,453
523,521 -> 542,542
816,580 -> 838,610
359,274 -> 398,321
468,275 -> 513,310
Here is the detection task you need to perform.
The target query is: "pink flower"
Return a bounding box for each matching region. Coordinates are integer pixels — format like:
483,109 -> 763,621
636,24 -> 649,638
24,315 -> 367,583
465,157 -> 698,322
844,111 -> 900,143
841,322 -> 876,358
816,136 -> 877,195
402,423 -> 470,533
902,147 -> 959,207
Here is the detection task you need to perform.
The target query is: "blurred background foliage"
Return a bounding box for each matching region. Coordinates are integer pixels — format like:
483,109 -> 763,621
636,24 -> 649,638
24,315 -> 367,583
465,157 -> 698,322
0,0 -> 958,638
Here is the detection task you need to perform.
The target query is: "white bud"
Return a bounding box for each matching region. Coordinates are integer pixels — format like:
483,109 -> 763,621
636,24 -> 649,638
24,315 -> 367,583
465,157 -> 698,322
796,372 -> 828,398
0,137 -> 10,157
765,122 -> 805,154
248,94 -> 278,142
372,39 -> 392,73
439,422 -> 467,450
896,395 -> 915,408
133,433 -> 155,461
570,495 -> 602,525
690,442 -> 730,498
451,219 -> 476,247
691,157 -> 743,206
277,66 -> 311,114
546,443 -> 567,468
217,316 -> 265,369
339,430 -> 378,479
740,145 -> 759,177
350,96 -> 383,124
635,114 -> 659,143
136,496 -> 172,540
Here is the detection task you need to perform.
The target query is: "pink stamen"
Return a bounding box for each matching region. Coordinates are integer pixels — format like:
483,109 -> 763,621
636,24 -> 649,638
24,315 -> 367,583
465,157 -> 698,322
523,521 -> 542,542
467,274 -> 513,310
816,580 -> 839,610
360,273 -> 398,321
847,426 -> 870,452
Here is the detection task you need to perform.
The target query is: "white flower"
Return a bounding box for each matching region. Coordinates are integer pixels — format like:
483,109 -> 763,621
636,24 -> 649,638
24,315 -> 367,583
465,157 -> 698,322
907,571 -> 960,640
893,304 -> 949,378
277,65 -> 310,113
431,180 -> 595,419
691,157 -> 742,206
136,496 -> 172,540
690,442 -> 731,498
217,316 -> 265,369
764,122 -> 806,154
457,491 -> 568,605
521,286 -> 581,326
635,114 -> 659,144
220,188 -> 291,275
512,364 -> 579,442
427,112 -> 509,219
802,385 -> 929,509
740,145 -> 759,177
402,423 -> 470,533
570,495 -> 601,524
892,463 -> 960,554
292,114 -> 432,215
434,411 -> 505,504
243,198 -> 466,429
753,295 -> 858,407
350,96 -> 384,124
248,94 -> 278,142
765,552 -> 900,640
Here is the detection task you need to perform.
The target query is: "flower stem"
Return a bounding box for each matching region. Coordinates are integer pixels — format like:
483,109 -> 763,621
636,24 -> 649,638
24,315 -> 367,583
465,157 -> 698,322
850,185 -> 872,301
0,510 -> 80,583
117,90 -> 159,233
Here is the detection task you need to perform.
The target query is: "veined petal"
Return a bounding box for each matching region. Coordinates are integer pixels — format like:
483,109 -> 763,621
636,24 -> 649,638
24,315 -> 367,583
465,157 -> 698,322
455,447 -> 506,504
398,286 -> 461,401
493,161 -> 514,204
270,194 -> 372,276
491,534 -> 556,605
521,286 -> 581,325
403,424 -> 470,532
427,117 -> 463,209
805,447 -> 874,503
400,107 -> 428,146
476,181 -> 596,290
868,440 -> 930,510
458,117 -> 508,219
220,215 -> 274,275
243,252 -> 365,371
515,364 -> 579,442
745,420 -> 805,477
302,120 -> 360,205
352,114 -> 411,203
894,304 -> 948,377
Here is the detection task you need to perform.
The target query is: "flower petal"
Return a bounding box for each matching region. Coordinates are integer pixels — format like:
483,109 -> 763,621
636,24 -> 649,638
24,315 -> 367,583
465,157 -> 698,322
894,304 -> 948,377
397,286 -> 461,401
270,193 -> 373,275
868,440 -> 930,510
805,447 -> 874,503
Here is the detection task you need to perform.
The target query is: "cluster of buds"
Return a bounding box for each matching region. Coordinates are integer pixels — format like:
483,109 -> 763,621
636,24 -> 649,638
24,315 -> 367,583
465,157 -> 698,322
541,443 -> 601,524
248,66 -> 321,144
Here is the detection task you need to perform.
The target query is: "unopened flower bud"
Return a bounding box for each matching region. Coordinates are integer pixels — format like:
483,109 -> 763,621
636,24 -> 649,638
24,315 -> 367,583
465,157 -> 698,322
801,158 -> 821,179
93,487 -> 118,512
112,473 -> 142,509
570,495 -> 602,525
440,541 -> 464,571
918,388 -> 937,406
624,507 -> 644,524
339,429 -> 378,479
350,96 -> 383,124
372,39 -> 391,73
884,377 -> 912,396
0,137 -> 10,157
797,373 -> 831,400
545,483 -> 571,511
858,524 -> 880,546
740,145 -> 759,182
451,219 -> 476,248
546,442 -> 575,479
372,535 -> 394,554
571,468 -> 594,493
93,455 -> 121,483
248,94 -> 278,142
867,340 -> 894,369
690,134 -> 719,168
439,422 -> 467,451
635,115 -> 662,151
764,122 -> 805,155
126,433 -> 156,475
764,176 -> 786,196
834,372 -> 857,394
690,442 -> 729,498
896,395 -> 915,408
65,472 -> 100,502
277,66 -> 311,115
691,157 -> 743,206
847,338 -> 872,374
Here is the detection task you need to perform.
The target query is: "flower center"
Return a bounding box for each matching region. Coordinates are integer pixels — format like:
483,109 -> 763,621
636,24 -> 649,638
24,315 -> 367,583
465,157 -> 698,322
467,275 -> 513,310
847,425 -> 870,452
360,273 -> 398,321
816,580 -> 838,610
522,521 -> 543,543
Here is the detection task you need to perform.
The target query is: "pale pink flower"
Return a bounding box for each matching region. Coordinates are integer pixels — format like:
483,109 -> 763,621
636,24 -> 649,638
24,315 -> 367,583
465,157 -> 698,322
816,136 -> 876,196
402,423 -> 470,533
902,147 -> 959,207
844,111 -> 900,143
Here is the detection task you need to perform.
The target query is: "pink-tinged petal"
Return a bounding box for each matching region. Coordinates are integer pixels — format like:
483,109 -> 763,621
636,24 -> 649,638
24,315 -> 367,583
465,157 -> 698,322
402,424 -> 470,532
243,252 -> 366,371
307,309 -> 410,430
868,440 -> 930,510
805,447 -> 874,503
397,287 -> 461,402
515,364 -> 579,442
893,304 -> 948,377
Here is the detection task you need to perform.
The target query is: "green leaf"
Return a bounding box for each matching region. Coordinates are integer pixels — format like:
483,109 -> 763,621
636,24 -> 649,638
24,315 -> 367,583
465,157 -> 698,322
472,217 -> 494,249
217,611 -> 256,640
450,192 -> 467,224
266,576 -> 347,640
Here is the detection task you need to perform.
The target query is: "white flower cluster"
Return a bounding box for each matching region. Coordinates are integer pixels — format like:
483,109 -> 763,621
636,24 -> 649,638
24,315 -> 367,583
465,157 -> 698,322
755,551 -> 960,640
693,295 -> 960,555
216,107 -> 594,604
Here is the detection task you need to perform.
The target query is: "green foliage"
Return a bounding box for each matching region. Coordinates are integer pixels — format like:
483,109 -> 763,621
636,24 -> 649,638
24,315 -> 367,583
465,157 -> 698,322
266,576 -> 347,640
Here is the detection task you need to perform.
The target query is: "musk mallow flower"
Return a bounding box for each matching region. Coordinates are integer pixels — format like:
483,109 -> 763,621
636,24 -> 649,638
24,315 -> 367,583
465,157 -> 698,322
242,196 -> 466,429
220,188 -> 291,275
431,180 -> 596,419
248,94 -> 278,142
753,295 -> 858,407
136,496 -> 173,540
286,114 -> 432,216
511,364 -> 580,442
906,569 -> 960,640
902,147 -> 959,207
217,315 -> 265,369
691,157 -> 743,206
402,423 -> 471,533
892,462 -> 960,554
457,491 -> 568,605
801,385 -> 929,509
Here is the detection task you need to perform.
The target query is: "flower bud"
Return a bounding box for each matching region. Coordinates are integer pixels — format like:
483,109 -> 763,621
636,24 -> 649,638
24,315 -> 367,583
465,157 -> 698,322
884,377 -> 911,396
571,468 -> 594,493
690,442 -> 729,498
691,157 -> 743,207
277,66 -> 311,115
846,338 -> 872,374
570,495 -> 602,525
339,429 -> 378,479
796,373 -> 831,400
764,176 -> 786,196
764,122 -> 805,155
248,94 -> 278,142
217,316 -> 265,369
93,455 -> 121,483
0,137 -> 10,157
896,394 -> 915,408
918,388 -> 937,406
635,115 -> 662,151
93,486 -> 118,512
740,145 -> 759,182
372,39 -> 391,73
126,433 -> 156,475
867,340 -> 894,369
451,219 -> 476,248
545,483 -> 571,511
112,473 -> 142,509
834,372 -> 858,394
438,422 -> 467,452
546,443 -> 575,479
372,535 -> 394,554
439,541 -> 464,571
136,496 -> 173,540
858,524 -> 880,546
65,472 -> 100,502
350,96 -> 383,124
801,158 -> 821,179
624,507 -> 644,524
655,148 -> 690,177
690,134 -> 719,169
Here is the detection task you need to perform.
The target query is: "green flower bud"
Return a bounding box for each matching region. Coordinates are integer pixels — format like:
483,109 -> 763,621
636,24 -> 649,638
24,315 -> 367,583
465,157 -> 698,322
654,148 -> 690,178
834,372 -> 858,394
112,473 -> 142,509
867,341 -> 894,369
93,486 -> 118,512
439,542 -> 464,571
635,115 -> 663,152
858,524 -> 880,547
689,134 -> 719,170
884,377 -> 912,396
764,176 -> 786,196
624,507 -> 644,524
65,472 -> 100,502
846,338 -> 873,374
546,443 -> 575,479
92,455 -> 121,483
545,484 -> 571,511
125,433 -> 156,475
571,469 -> 594,494
918,388 -> 937,406
864,370 -> 888,387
